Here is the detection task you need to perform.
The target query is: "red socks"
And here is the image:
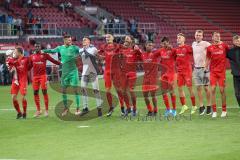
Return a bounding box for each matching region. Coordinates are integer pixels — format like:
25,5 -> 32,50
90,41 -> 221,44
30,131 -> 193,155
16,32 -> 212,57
163,94 -> 170,110
43,93 -> 49,111
212,104 -> 217,112
171,95 -> 176,110
106,92 -> 113,108
222,104 -> 226,112
153,106 -> 158,113
180,97 -> 185,106
13,100 -> 21,113
34,94 -> 40,111
147,104 -> 153,112
22,99 -> 27,114
191,96 -> 196,106
34,93 -> 49,111
13,99 -> 27,114
212,104 -> 227,112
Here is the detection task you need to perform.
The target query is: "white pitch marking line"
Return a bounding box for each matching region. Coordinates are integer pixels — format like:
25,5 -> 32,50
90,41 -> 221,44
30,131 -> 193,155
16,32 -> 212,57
77,125 -> 90,128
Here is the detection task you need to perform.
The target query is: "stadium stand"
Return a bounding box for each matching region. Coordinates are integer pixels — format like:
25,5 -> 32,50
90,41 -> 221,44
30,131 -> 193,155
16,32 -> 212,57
1,0 -> 239,47
92,0 -> 239,44
3,0 -> 95,29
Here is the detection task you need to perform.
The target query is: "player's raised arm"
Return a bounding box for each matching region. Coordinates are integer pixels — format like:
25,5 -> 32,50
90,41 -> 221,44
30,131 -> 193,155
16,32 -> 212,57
42,46 -> 60,54
45,54 -> 61,65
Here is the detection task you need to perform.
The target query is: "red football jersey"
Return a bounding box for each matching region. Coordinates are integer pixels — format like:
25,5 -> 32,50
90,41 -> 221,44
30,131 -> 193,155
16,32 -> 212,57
157,48 -> 176,74
141,51 -> 160,78
174,45 -> 193,73
99,43 -> 120,72
29,52 -> 61,77
207,42 -> 229,73
119,45 -> 141,73
14,56 -> 30,81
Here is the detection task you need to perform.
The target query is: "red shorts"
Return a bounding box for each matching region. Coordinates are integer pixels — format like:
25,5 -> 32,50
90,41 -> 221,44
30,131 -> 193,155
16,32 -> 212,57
32,75 -> 48,90
126,72 -> 137,90
112,72 -> 127,90
11,80 -> 27,96
177,72 -> 192,87
161,73 -> 175,84
210,72 -> 226,87
160,73 -> 175,90
104,70 -> 112,89
142,76 -> 158,92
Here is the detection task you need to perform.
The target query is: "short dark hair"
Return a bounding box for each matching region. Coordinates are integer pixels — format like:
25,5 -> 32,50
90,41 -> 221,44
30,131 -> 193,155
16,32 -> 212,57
195,30 -> 204,34
212,31 -> 220,36
145,40 -> 154,44
233,35 -> 240,40
63,34 -> 71,39
83,36 -> 91,41
35,42 -> 41,45
15,47 -> 23,54
161,36 -> 169,42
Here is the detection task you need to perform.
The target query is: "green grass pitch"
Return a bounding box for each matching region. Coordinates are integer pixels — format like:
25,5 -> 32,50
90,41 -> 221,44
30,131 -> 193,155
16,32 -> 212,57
0,71 -> 240,160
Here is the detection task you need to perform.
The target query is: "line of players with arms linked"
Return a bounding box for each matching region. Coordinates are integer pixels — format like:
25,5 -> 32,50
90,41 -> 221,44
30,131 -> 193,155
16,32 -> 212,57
6,30 -> 240,119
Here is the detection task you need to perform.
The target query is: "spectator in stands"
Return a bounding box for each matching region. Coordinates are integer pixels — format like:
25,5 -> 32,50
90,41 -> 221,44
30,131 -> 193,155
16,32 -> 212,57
101,16 -> 108,25
34,0 -> 44,8
0,13 -> 3,23
129,17 -> 138,36
26,9 -> 33,20
4,0 -> 11,11
81,0 -> 87,6
65,1 -> 72,8
7,15 -> 13,35
113,16 -> 120,34
107,18 -> 114,33
15,15 -> 23,36
27,0 -> 32,8
59,2 -> 65,12
31,16 -> 38,34
113,16 -> 120,24
59,1 -> 72,13
36,17 -> 42,32
0,13 -> 7,23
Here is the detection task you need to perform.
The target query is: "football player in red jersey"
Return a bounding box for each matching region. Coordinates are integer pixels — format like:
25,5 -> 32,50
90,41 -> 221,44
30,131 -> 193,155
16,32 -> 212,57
141,41 -> 160,116
206,32 -> 229,118
119,35 -> 141,116
157,37 -> 177,117
110,44 -> 130,116
29,42 -> 61,117
175,33 -> 196,115
98,34 -> 125,116
6,49 -> 19,86
10,47 -> 30,119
